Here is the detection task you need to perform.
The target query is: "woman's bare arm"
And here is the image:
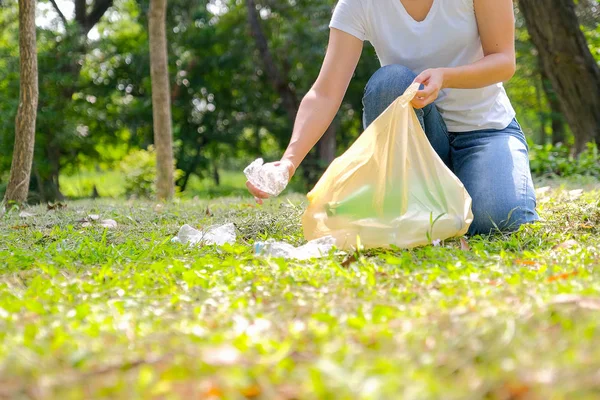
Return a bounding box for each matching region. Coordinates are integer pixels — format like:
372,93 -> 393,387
247,28 -> 363,201
281,28 -> 363,171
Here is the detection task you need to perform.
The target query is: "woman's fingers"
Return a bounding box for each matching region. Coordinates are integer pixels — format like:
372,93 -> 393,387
245,159 -> 294,204
246,181 -> 270,200
413,69 -> 432,84
415,86 -> 436,99
411,92 -> 437,109
411,98 -> 427,109
275,159 -> 296,179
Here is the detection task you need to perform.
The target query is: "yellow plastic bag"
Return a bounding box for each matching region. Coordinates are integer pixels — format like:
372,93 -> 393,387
302,83 -> 473,250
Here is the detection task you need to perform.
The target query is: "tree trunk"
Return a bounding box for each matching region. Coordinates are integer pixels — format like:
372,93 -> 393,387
212,162 -> 220,186
519,0 -> 600,154
540,69 -> 566,145
74,0 -> 114,35
534,69 -> 547,145
149,0 -> 175,201
246,0 -> 299,122
4,0 -> 38,204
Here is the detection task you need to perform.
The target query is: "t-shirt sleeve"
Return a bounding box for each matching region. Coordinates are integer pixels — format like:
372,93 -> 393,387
329,0 -> 367,41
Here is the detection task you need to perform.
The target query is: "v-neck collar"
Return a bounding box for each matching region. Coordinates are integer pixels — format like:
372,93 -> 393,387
395,0 -> 440,25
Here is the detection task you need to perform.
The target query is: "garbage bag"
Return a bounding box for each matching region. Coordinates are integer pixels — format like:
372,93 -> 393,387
302,83 -> 473,250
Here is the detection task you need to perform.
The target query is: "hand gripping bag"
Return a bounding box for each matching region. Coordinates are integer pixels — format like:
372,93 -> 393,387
302,83 -> 473,250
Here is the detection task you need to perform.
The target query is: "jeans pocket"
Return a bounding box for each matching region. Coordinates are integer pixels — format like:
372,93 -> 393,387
508,118 -> 529,149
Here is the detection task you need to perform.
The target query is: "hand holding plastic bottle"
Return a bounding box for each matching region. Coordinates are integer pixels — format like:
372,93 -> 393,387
244,158 -> 295,204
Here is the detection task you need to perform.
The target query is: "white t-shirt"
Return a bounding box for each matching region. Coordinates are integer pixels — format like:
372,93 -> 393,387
330,0 -> 516,132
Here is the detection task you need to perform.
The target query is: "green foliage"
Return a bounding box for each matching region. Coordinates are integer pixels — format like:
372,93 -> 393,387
0,181 -> 599,398
119,147 -> 157,198
529,143 -> 600,178
59,170 -> 127,199
118,146 -> 183,198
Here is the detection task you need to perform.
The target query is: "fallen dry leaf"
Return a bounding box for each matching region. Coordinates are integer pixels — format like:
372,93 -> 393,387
205,206 -> 213,217
547,271 -> 578,283
79,216 -> 117,229
568,189 -> 583,200
548,294 -> 600,310
535,186 -> 550,195
241,384 -> 261,398
199,380 -> 223,398
460,237 -> 470,251
580,224 -> 593,229
275,384 -> 302,400
47,202 -> 67,210
341,253 -> 358,268
202,345 -> 241,366
553,239 -> 578,250
502,381 -> 530,399
515,259 -> 538,266
99,219 -> 118,229
11,225 -> 30,230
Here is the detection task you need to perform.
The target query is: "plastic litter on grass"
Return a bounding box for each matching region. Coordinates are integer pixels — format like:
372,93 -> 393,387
254,236 -> 336,260
172,222 -> 335,260
243,158 -> 289,196
172,223 -> 237,246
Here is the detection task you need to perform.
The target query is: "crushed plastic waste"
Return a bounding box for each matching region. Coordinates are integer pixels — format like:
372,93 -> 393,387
243,158 -> 289,196
172,222 -> 335,259
172,223 -> 236,246
254,236 -> 336,260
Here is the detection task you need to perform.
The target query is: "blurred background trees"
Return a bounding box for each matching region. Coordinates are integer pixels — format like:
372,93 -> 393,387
0,0 -> 599,202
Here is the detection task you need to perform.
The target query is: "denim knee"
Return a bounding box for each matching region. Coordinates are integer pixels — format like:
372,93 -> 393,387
364,65 -> 416,101
363,65 -> 420,128
468,200 -> 537,235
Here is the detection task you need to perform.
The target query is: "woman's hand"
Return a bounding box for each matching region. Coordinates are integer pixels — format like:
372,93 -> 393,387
245,159 -> 296,204
411,68 -> 446,109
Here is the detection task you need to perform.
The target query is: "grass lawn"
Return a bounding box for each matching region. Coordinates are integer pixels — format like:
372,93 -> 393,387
59,170 -> 255,200
1,180 -> 599,399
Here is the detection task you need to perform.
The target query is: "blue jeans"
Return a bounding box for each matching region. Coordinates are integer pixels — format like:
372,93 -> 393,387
363,65 -> 539,235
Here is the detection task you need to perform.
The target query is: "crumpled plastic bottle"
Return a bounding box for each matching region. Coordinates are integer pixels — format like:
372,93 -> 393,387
243,158 -> 290,196
254,236 -> 336,260
172,223 -> 236,246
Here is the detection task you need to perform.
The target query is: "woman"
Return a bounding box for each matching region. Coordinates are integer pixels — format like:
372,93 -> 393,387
247,0 -> 539,235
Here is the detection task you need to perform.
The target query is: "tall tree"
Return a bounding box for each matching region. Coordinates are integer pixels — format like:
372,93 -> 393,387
519,0 -> 600,154
4,0 -> 38,204
148,0 -> 174,200
74,0 -> 114,35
